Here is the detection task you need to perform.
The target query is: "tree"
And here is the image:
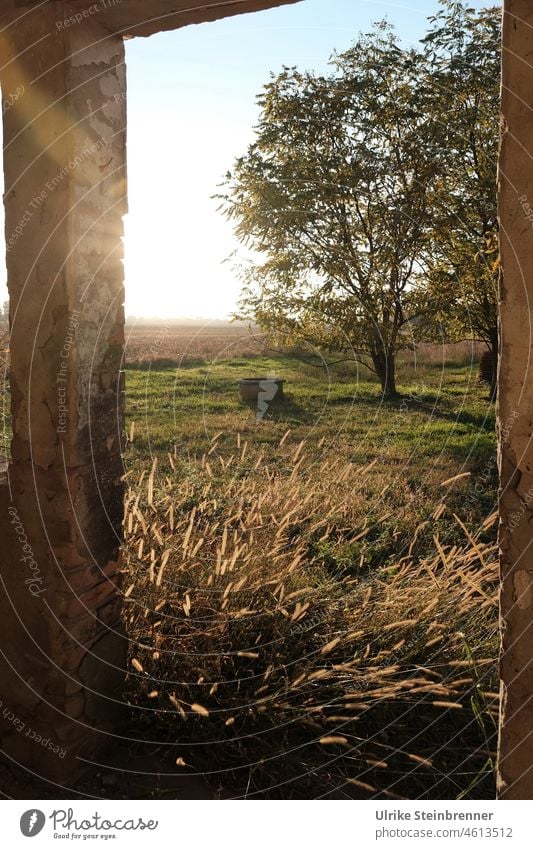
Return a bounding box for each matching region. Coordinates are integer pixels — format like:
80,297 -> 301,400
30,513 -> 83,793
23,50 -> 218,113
219,25 -> 438,399
421,1 -> 501,399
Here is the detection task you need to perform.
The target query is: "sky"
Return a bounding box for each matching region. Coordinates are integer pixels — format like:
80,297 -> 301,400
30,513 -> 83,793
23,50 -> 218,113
0,0 -> 494,319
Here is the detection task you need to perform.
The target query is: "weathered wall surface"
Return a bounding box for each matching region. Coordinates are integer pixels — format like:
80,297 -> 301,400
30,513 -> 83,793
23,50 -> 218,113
0,4 -> 127,781
498,0 -> 533,799
1,0 -> 303,39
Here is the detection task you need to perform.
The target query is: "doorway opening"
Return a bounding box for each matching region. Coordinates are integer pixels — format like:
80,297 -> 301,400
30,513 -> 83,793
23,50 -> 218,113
117,0 -> 501,800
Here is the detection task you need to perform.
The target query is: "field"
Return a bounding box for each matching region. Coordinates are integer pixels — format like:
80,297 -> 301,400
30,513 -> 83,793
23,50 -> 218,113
124,321 -> 266,368
119,325 -> 499,799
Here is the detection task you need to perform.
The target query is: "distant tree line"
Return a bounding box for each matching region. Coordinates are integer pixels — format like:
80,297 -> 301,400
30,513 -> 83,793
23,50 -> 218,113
219,0 -> 500,399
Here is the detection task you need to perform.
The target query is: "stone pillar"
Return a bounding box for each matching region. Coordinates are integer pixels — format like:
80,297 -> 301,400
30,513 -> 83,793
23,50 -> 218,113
0,4 -> 127,783
498,0 -> 533,799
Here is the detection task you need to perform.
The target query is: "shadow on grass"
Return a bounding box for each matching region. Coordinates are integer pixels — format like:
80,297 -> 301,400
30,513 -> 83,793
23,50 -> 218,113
384,393 -> 496,433
241,394 -> 315,425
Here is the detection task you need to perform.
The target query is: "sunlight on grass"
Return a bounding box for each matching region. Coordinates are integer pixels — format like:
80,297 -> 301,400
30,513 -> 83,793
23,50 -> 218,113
120,353 -> 498,798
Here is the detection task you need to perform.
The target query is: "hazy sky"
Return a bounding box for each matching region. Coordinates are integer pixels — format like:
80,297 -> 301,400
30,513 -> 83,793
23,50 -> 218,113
0,0 -> 494,319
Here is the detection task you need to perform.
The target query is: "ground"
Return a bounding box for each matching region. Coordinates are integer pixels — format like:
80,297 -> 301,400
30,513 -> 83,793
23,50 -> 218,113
0,326 -> 499,798
117,326 -> 499,799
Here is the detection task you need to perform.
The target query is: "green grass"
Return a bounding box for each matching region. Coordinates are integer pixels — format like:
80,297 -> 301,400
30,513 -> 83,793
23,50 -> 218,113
120,354 -> 499,799
125,355 -> 497,542
0,346 -> 499,798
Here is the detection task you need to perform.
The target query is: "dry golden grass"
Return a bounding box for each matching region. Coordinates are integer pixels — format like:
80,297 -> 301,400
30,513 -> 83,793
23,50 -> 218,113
124,324 -> 484,370
399,340 -> 486,366
121,432 -> 499,799
124,322 -> 266,367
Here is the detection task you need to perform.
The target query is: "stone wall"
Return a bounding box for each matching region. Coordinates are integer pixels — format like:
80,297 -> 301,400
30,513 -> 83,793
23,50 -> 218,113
497,0 -> 533,799
0,4 -> 127,782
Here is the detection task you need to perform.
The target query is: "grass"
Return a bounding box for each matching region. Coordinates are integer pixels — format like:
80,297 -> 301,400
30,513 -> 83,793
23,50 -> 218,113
120,351 -> 499,799
0,339 -> 499,797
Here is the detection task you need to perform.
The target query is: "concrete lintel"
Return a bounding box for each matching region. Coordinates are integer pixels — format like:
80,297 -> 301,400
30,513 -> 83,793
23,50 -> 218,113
1,0 -> 303,39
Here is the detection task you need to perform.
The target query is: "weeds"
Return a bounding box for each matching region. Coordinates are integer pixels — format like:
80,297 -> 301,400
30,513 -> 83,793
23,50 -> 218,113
122,424 -> 499,799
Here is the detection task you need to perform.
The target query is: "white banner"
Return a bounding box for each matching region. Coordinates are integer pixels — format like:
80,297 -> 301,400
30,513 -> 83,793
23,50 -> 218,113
2,800 -> 532,848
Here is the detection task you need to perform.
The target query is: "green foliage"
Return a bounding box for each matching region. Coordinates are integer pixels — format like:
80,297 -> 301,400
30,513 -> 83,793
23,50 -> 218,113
218,25 -> 439,398
217,0 -> 501,400
421,2 -> 501,354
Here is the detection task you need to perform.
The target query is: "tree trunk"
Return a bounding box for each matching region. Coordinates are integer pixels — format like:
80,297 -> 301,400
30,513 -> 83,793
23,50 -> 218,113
488,325 -> 498,403
478,326 -> 498,402
372,349 -> 399,399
